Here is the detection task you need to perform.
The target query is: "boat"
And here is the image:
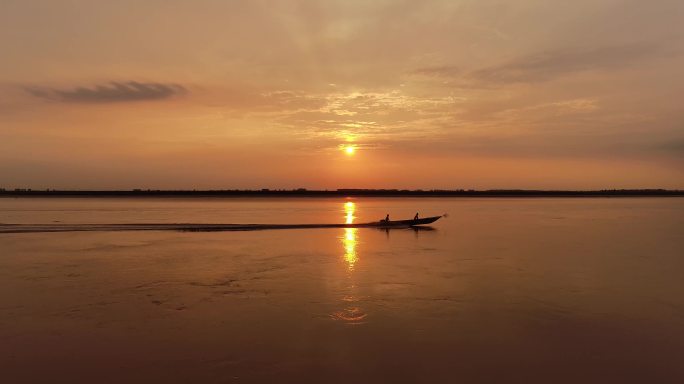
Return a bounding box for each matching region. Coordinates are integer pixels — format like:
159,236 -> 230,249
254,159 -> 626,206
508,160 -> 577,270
360,215 -> 442,228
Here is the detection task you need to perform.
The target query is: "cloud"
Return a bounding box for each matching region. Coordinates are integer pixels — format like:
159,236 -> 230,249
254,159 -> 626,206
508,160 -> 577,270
470,43 -> 662,84
411,65 -> 461,78
266,89 -> 458,143
412,43 -> 668,86
658,137 -> 684,155
26,81 -> 187,103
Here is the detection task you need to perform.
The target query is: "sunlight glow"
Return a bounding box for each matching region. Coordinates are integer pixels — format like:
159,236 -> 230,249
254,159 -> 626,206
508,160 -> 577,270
343,145 -> 356,155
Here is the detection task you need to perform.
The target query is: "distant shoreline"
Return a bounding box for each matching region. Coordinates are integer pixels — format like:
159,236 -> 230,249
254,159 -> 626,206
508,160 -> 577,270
1,189 -> 683,198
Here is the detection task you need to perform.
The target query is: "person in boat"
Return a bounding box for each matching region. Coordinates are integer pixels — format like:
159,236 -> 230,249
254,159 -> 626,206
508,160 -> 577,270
414,212 -> 419,220
384,214 -> 390,222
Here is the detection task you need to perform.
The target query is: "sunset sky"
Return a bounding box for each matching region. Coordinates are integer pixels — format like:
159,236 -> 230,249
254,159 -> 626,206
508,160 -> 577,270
1,0 -> 683,189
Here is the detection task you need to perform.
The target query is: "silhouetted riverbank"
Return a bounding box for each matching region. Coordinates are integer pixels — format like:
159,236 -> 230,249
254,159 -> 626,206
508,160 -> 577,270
1,188 -> 683,198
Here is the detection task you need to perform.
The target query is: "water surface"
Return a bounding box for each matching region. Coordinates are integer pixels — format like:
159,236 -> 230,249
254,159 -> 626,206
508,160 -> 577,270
1,197 -> 683,383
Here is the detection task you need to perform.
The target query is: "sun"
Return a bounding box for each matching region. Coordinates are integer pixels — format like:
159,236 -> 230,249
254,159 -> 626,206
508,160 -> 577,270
342,145 -> 356,156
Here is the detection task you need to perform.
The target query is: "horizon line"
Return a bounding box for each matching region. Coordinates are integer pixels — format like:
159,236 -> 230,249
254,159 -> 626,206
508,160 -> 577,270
1,188 -> 682,197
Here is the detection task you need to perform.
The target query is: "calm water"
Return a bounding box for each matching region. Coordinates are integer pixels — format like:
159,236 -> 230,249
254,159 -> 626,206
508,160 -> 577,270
1,197 -> 683,383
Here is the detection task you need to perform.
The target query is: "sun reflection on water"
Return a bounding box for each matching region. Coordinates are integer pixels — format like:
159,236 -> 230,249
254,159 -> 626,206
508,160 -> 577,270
342,201 -> 358,271
332,200 -> 366,324
344,201 -> 355,224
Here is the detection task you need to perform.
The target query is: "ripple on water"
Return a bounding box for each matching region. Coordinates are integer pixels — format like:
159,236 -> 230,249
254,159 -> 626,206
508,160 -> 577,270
330,307 -> 367,324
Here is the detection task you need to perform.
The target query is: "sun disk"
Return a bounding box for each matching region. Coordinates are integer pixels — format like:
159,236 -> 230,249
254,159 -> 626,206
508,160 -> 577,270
343,145 -> 356,155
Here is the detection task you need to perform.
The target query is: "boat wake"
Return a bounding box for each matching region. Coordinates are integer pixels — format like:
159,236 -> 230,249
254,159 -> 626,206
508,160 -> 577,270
0,218 -> 441,234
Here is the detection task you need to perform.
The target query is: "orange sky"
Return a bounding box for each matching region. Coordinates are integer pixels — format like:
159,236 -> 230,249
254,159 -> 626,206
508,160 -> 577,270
1,0 -> 683,189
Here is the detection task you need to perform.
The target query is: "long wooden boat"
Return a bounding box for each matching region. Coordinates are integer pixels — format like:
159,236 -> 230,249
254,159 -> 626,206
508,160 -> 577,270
357,215 -> 442,228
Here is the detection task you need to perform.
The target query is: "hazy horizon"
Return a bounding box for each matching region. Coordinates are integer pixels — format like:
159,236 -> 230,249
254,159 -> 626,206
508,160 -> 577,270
2,0 -> 683,189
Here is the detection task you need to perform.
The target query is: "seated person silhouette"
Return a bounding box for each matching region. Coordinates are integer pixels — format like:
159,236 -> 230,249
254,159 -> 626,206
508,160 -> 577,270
414,212 -> 419,220
385,214 -> 390,222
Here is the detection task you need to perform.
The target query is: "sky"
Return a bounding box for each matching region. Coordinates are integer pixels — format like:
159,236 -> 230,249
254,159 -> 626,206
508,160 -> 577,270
1,0 -> 683,190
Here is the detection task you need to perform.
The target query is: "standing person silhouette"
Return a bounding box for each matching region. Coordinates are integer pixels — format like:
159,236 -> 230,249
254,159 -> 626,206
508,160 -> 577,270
385,214 -> 390,222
